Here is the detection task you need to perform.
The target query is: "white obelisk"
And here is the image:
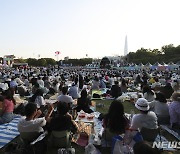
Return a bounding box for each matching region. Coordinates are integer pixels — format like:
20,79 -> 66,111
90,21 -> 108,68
124,35 -> 128,56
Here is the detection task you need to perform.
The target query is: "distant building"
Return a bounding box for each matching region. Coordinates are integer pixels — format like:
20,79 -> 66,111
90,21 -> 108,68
3,55 -> 15,66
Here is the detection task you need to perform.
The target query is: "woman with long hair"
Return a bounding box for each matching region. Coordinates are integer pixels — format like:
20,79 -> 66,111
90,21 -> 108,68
103,100 -> 129,134
75,89 -> 93,113
102,100 -> 129,146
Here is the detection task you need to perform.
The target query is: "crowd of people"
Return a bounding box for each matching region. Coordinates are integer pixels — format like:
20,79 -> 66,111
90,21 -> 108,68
0,65 -> 179,153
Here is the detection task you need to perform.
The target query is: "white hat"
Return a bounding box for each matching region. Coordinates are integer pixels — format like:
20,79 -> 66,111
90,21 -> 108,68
15,78 -> 24,85
135,98 -> 150,111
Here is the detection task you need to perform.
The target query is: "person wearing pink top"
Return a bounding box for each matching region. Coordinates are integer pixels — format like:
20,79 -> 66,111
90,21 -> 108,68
0,89 -> 15,124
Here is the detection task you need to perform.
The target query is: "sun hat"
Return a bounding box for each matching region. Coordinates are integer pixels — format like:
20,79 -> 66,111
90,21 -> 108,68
135,98 -> 150,111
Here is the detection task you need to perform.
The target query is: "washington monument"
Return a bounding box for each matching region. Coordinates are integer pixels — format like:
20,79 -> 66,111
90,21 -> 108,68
124,35 -> 128,56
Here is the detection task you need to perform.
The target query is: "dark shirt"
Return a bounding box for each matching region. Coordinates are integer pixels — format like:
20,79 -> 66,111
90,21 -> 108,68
103,114 -> 129,134
48,114 -> 77,133
160,86 -> 174,99
75,98 -> 93,113
111,85 -> 122,98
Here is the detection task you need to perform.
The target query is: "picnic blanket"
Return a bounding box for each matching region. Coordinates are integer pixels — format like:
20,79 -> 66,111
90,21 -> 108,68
160,125 -> 180,140
0,115 -> 21,149
92,88 -> 113,100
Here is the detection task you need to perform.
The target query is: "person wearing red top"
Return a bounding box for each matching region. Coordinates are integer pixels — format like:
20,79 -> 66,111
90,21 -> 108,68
0,89 -> 15,124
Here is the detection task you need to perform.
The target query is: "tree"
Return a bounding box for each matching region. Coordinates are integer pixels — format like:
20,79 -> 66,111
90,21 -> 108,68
126,44 -> 180,64
63,58 -> 92,66
161,44 -> 175,55
26,58 -> 38,66
37,58 -> 47,66
44,58 -> 56,65
152,49 -> 162,55
100,57 -> 110,68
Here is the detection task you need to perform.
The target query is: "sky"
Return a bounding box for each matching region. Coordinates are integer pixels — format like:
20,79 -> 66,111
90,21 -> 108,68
0,0 -> 180,60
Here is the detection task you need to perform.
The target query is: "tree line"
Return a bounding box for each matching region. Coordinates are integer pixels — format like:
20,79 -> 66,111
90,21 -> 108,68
15,58 -> 93,67
126,44 -> 180,64
15,44 -> 180,66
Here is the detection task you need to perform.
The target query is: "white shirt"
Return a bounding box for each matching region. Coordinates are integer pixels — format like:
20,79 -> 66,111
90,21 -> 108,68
57,94 -> 74,104
131,111 -> 158,130
151,82 -> 161,89
151,100 -> 169,117
68,86 -> 79,99
18,117 -> 46,133
37,79 -> 44,87
144,92 -> 155,102
35,96 -> 46,108
54,83 -> 60,93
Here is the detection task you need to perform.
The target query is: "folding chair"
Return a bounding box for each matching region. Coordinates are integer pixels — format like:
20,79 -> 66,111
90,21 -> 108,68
46,130 -> 71,154
20,132 -> 42,154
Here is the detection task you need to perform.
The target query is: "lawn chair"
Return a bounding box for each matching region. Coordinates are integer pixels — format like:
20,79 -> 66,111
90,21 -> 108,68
20,132 -> 43,154
46,130 -> 71,154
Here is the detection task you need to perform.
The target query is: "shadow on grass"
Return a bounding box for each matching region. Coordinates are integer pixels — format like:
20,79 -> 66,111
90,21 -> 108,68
95,99 -> 139,114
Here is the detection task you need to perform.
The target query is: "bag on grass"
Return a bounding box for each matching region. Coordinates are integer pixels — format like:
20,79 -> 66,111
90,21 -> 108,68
93,93 -> 101,98
85,143 -> 101,154
76,132 -> 89,147
112,129 -> 143,154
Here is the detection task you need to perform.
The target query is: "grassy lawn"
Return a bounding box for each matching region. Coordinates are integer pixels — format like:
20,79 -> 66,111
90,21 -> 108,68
0,99 -> 179,154
95,99 -> 139,114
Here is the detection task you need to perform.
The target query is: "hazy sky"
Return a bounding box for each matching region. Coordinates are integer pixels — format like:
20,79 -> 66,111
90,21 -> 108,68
0,0 -> 180,60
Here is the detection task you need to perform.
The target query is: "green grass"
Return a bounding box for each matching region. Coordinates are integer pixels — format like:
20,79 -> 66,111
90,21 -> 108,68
0,99 -> 179,154
95,99 -> 139,114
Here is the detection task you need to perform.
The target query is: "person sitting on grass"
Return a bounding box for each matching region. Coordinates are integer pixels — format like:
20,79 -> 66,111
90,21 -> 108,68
110,81 -> 122,98
47,102 -> 78,134
102,100 -> 129,146
130,98 -> 158,131
169,92 -> 180,134
17,103 -> 53,153
0,89 -> 16,124
142,85 -> 155,102
150,92 -> 170,125
18,103 -> 53,133
57,86 -> 74,107
74,89 -> 93,113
